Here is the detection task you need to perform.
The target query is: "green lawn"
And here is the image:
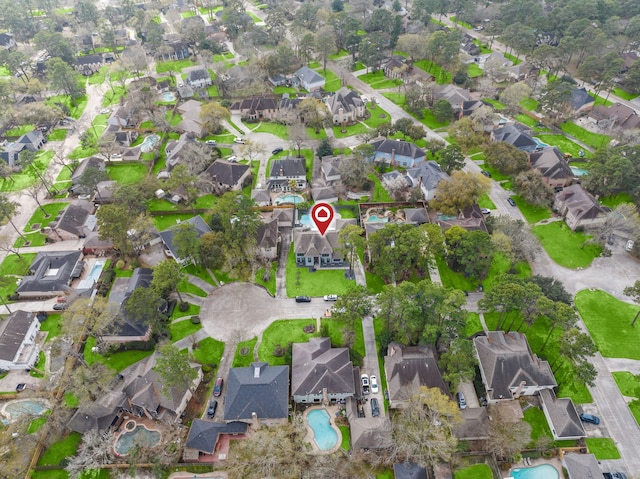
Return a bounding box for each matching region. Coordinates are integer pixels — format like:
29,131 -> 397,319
612,371 -> 640,424
316,67 -> 342,92
191,337 -> 225,367
560,122 -> 611,150
536,134 -> 582,158
364,104 -> 392,128
415,108 -> 450,129
477,193 -> 496,210
255,262 -> 277,296
233,337 -> 258,367
178,278 -> 207,297
338,425 -> 351,451
40,313 -> 63,342
156,59 -> 194,74
482,98 -> 506,110
332,121 -> 371,138
464,312 -> 484,337
382,92 -> 405,106
250,121 -> 289,139
102,85 -> 127,107
1,150 -> 54,192
612,86 -> 638,101
436,256 -> 477,292
184,264 -> 217,286
482,253 -> 531,293
6,124 -> 35,136
106,163 -> 148,184
257,319 -> 318,365
575,289 -> 640,360
170,302 -> 201,320
454,464 -> 492,479
23,202 -> 68,231
0,253 -> 35,299
358,70 -> 402,89
512,196 -> 551,224
367,173 -> 393,202
520,98 -> 539,111
84,337 -> 153,372
599,193 -> 634,208
413,60 -> 452,84
321,317 -> 365,359
306,127 -> 327,139
38,432 -> 82,466
467,63 -> 483,78
28,415 -> 49,434
46,94 -> 88,119
524,407 -> 577,448
286,244 -> 357,297
170,318 -> 202,342
585,438 -> 620,459
532,222 -> 602,269
47,129 -> 68,141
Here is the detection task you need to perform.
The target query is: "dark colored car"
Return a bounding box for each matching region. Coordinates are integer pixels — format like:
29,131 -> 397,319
213,377 -> 224,397
272,147 -> 283,155
207,399 -> 218,418
16,383 -> 26,392
53,303 -> 68,311
507,197 -> 517,207
603,473 -> 627,479
579,413 -> 600,425
371,398 -> 380,417
295,296 -> 311,303
481,170 -> 492,177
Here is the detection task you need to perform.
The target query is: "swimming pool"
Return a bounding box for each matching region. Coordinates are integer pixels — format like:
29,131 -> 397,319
366,214 -> 388,223
88,259 -> 106,283
2,399 -> 49,423
570,166 -> 588,176
114,424 -> 161,455
511,464 -> 559,479
306,409 -> 338,450
533,137 -> 549,148
274,194 -> 304,205
161,91 -> 176,102
140,135 -> 160,153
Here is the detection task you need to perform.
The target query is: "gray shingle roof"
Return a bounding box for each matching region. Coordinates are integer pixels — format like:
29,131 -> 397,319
0,310 -> 37,362
203,160 -> 250,187
406,161 -> 448,190
291,337 -> 356,398
54,200 -> 93,236
371,139 -> 426,160
269,158 -> 306,178
293,230 -> 340,257
295,66 -> 325,87
539,389 -> 585,439
554,184 -> 607,221
187,68 -> 210,82
256,218 -> 278,250
71,157 -> 105,184
563,452 -> 602,479
393,463 -> 428,479
224,362 -> 289,421
492,123 -> 537,151
159,215 -> 212,261
403,207 -> 429,225
17,251 -> 83,295
529,147 -> 573,180
327,87 -> 364,115
185,419 -> 247,453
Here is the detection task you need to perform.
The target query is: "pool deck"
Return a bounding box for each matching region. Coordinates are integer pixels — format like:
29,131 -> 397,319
302,405 -> 343,455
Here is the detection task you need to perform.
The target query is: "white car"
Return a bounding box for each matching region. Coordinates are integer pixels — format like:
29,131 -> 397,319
205,139 -> 217,145
233,137 -> 246,144
323,294 -> 338,301
226,155 -> 237,162
100,108 -> 110,114
370,375 -> 379,394
111,153 -> 122,159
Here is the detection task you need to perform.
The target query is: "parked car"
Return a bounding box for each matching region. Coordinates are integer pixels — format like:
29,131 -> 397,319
370,375 -> 379,394
603,473 -> 627,479
213,377 -> 224,397
226,155 -> 237,162
53,303 -> 68,311
295,296 -> 311,303
233,137 -> 245,144
371,398 -> 380,417
579,413 -> 600,425
111,153 -> 122,159
361,374 -> 370,394
626,240 -> 635,252
507,197 -> 517,207
272,147 -> 283,155
205,139 -> 217,146
479,396 -> 488,407
481,170 -> 492,177
16,383 -> 26,392
207,399 -> 217,418
323,294 -> 338,301
480,208 -> 491,215
457,392 -> 467,409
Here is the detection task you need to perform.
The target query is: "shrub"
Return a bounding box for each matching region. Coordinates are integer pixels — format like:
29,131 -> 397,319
116,259 -> 125,269
273,345 -> 285,357
303,324 -> 315,333
240,347 -> 250,356
179,301 -> 189,312
191,315 -> 201,324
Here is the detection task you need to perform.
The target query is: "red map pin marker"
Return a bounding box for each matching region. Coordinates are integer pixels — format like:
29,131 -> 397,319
311,203 -> 334,236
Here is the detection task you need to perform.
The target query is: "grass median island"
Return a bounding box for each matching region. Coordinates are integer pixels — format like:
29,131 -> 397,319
258,319 -> 319,365
575,289 -> 640,360
585,437 -> 620,459
532,221 -> 602,269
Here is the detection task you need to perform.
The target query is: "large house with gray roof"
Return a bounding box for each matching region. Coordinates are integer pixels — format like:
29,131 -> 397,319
528,147 -> 575,189
553,184 -> 608,231
159,215 -> 212,264
406,161 -> 449,200
230,96 -> 279,121
291,337 -> 357,404
370,139 -> 426,168
224,362 -> 290,425
268,157 -> 307,191
294,66 -> 325,91
47,200 -> 96,242
186,68 -> 212,89
490,122 -> 538,152
16,251 -> 85,299
183,420 -> 247,462
0,310 -> 40,371
539,389 -> 585,440
563,452 -> 603,479
474,331 -> 557,403
201,160 -> 251,192
327,87 -> 366,124
293,229 -> 343,267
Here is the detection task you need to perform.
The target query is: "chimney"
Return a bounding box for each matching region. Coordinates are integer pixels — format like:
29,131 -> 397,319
391,148 -> 395,166
252,411 -> 260,429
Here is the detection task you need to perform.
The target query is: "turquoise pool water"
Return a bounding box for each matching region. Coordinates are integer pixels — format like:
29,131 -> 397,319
366,214 -> 388,223
570,166 -> 588,176
3,399 -> 49,422
306,409 -> 338,450
533,137 -> 549,148
161,92 -> 176,102
88,259 -> 106,283
114,425 -> 161,455
274,194 -> 303,205
511,464 -> 559,479
140,135 -> 160,153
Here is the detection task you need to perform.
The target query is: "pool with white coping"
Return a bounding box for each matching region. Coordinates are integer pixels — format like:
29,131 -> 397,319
1,398 -> 50,424
304,407 -> 340,452
510,464 -> 559,479
114,421 -> 162,456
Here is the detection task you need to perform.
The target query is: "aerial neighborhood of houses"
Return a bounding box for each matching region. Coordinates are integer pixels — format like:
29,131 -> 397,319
2,0 -> 640,478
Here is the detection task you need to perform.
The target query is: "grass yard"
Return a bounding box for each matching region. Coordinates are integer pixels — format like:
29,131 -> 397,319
520,98 -> 539,111
338,425 -> 351,451
612,86 -> 637,101
321,317 -> 365,359
258,319 -> 319,365
170,302 -> 201,320
367,173 -> 393,202
246,122 -> 289,139
561,122 -> 611,150
332,122 -> 371,138
512,196 -> 551,224
364,104 -> 391,128
6,124 -> 35,136
464,312 -> 484,337
184,264 -> 217,286
102,85 -> 127,107
585,437 -> 620,459
255,262 -> 277,296
382,92 -> 405,105
306,127 -> 327,139
575,289 -> 640,360
23,202 -> 68,231
415,108 -> 450,129
532,222 -> 602,269
47,129 -> 68,141
40,313 -> 63,342
191,337 -> 225,367
46,94 -> 88,119
436,256 -> 477,292
106,163 -> 148,184
358,70 -> 402,89
170,318 -> 202,342
612,371 -> 640,397
599,192 -> 634,209
482,253 -> 532,293
317,68 -> 342,92
1,150 -> 54,192
413,60 -> 451,84
366,271 -> 386,294
233,337 -> 258,367
477,193 -> 496,210
0,253 -> 35,299
178,278 -> 207,297
524,407 -> 577,448
536,134 -> 582,158
84,337 -> 153,371
156,59 -> 194,74
38,432 -> 82,466
28,415 -> 49,434
482,98 -> 506,110
467,63 -> 483,78
454,464 -> 492,479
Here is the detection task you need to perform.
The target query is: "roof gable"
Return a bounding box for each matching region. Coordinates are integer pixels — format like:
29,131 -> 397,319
0,310 -> 37,361
372,139 -> 426,160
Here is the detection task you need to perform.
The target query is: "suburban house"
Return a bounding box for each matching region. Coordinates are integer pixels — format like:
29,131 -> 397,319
74,54 -> 103,76
345,397 -> 394,449
474,331 -> 557,403
164,135 -> 195,170
70,157 -> 106,194
293,220 -> 356,267
93,180 -> 118,204
256,218 -> 279,261
454,408 -> 491,441
393,463 -> 428,479
294,66 -> 325,91
230,97 -> 279,121
563,453 -> 603,479
0,310 -> 41,371
271,207 -> 294,228
384,341 -> 449,409
183,420 -> 248,462
571,87 -> 595,114
156,42 -> 190,61
381,56 -> 408,79
437,204 -> 489,233
479,52 -> 513,81
490,122 -> 539,152
186,68 -> 212,89
0,140 -> 26,167
103,267 -> 154,344
108,104 -> 136,129
159,215 -> 212,264
251,188 -> 271,207
370,139 -> 427,168
381,170 -> 413,194
459,99 -> 488,119
224,362 -> 290,425
406,161 -> 449,200
327,87 -> 366,125
403,207 -> 429,225
433,84 -> 472,111
68,352 -> 202,433
528,147 -> 575,188
553,184 -> 608,231
47,200 -> 96,242
539,389 -> 586,440
267,158 -> 307,191
588,102 -> 640,132
291,337 -> 357,404
201,160 -> 251,192
176,100 -> 205,138
311,186 -> 338,204
16,251 -> 85,299
320,156 -> 341,184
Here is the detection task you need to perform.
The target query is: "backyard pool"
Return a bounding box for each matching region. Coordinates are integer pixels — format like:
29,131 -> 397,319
161,92 -> 176,102
114,424 -> 161,455
77,259 -> 106,289
511,464 -> 559,479
366,214 -> 388,223
533,137 -> 549,148
306,409 -> 339,451
140,135 -> 160,153
570,166 -> 588,176
1,399 -> 49,423
299,209 -> 341,227
274,193 -> 304,205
